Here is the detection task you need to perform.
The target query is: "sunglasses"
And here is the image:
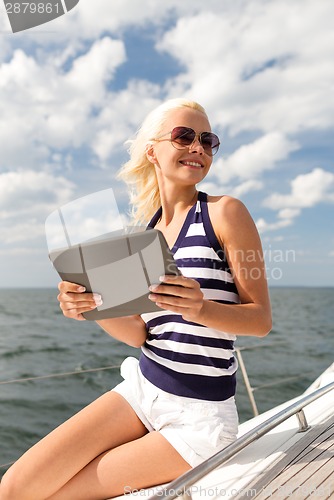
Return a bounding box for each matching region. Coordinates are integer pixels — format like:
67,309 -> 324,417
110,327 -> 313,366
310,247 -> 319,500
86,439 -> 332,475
154,126 -> 220,156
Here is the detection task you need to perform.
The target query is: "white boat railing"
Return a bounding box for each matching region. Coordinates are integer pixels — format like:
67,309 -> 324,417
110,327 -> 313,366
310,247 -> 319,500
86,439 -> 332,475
148,380 -> 334,500
235,342 -> 314,417
0,346 -> 330,472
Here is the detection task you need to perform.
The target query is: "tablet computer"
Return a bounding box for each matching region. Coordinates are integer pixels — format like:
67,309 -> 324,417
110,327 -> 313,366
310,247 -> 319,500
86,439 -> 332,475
49,228 -> 181,320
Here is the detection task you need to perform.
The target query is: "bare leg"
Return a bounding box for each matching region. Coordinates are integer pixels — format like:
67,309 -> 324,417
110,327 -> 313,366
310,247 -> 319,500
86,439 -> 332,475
46,431 -> 191,500
0,392 -> 152,500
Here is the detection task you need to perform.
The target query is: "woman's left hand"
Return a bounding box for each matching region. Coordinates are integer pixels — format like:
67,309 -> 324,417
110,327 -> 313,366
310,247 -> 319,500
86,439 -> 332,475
148,275 -> 204,323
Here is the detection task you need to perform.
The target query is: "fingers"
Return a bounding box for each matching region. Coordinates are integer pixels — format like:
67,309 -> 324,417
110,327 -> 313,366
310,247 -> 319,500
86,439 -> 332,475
148,276 -> 204,321
149,275 -> 200,297
159,275 -> 193,288
57,281 -> 102,321
58,281 -> 86,294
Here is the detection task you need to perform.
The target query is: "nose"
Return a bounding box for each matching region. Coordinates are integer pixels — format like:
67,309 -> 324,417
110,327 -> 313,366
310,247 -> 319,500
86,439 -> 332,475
188,136 -> 204,154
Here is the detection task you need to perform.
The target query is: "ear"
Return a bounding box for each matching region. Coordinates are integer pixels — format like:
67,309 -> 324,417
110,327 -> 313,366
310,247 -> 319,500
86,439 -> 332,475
145,142 -> 158,165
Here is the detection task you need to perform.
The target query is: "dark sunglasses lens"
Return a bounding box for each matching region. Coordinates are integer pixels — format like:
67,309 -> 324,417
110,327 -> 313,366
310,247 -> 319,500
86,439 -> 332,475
171,127 -> 220,155
201,132 -> 220,155
171,127 -> 195,147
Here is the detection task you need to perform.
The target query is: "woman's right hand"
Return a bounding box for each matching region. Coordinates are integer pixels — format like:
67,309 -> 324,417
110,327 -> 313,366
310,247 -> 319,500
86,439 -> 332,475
57,281 -> 102,321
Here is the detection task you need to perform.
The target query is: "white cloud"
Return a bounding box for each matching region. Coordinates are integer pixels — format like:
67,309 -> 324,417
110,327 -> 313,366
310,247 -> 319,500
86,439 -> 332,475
1,0 -> 332,170
0,170 -> 75,244
64,37 -> 125,94
199,179 -> 263,199
1,222 -> 46,244
201,131 -> 298,201
46,0 -> 233,40
256,206 -> 301,234
264,168 -> 334,210
255,216 -> 293,234
256,168 -> 334,234
0,12 -> 11,59
9,0 -> 230,46
91,81 -> 162,164
0,35 -> 164,170
1,0 -> 333,286
277,208 -> 301,220
0,170 -> 74,212
158,0 -> 334,135
214,132 -> 299,183
0,37 -> 127,168
229,180 -> 264,198
0,247 -> 44,256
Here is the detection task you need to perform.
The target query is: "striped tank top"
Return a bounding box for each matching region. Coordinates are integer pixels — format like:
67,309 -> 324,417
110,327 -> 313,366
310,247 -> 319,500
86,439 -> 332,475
140,191 -> 240,402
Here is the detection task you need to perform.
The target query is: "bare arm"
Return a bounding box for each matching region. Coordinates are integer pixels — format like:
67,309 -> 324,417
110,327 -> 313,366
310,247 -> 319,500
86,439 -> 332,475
96,316 -> 147,348
148,197 -> 272,337
57,281 -> 147,347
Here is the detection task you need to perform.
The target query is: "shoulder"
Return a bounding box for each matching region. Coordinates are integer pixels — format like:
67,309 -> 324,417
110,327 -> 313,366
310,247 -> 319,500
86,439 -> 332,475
207,194 -> 252,223
206,194 -> 257,244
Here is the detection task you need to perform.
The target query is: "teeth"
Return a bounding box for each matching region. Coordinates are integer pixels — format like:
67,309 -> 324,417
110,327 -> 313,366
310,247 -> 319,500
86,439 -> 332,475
183,161 -> 202,167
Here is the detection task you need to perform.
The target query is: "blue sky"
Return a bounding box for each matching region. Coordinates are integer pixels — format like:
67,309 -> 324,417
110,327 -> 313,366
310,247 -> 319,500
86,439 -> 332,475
0,0 -> 333,288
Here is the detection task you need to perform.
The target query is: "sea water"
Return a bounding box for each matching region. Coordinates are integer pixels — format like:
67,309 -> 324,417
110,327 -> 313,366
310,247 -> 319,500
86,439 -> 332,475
0,287 -> 333,474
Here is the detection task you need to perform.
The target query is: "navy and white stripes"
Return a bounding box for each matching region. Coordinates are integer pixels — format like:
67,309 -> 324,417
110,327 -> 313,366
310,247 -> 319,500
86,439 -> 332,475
139,192 -> 240,401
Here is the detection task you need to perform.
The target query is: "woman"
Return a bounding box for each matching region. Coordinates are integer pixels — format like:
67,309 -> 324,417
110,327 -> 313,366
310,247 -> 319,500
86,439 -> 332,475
0,98 -> 272,500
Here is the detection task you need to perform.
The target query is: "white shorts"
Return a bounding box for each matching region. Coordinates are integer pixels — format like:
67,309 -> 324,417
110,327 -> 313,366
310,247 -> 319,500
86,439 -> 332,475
112,357 -> 238,467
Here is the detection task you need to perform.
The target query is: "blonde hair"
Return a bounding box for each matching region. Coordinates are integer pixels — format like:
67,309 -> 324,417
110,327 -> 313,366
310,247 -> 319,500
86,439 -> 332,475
117,98 -> 208,225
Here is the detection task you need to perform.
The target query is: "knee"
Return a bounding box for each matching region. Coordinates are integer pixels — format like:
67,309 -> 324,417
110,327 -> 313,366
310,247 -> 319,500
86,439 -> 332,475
0,466 -> 33,500
1,467 -> 19,500
0,468 -> 14,500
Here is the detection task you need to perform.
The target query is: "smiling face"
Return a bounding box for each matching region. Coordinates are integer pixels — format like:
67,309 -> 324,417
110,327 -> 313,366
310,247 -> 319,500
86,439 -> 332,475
147,107 -> 213,187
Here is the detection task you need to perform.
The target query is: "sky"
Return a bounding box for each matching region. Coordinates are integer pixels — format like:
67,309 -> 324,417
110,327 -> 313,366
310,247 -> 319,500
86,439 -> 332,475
0,0 -> 333,288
